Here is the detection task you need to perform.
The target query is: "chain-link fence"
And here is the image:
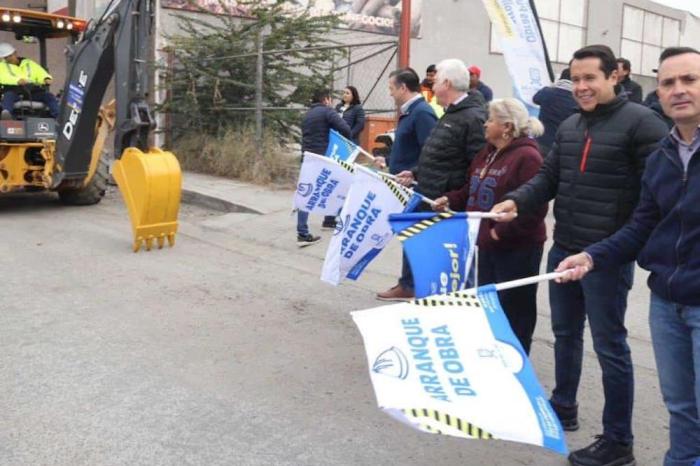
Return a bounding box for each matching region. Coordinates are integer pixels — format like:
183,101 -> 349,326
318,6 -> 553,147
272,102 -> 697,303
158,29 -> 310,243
160,31 -> 398,148
330,38 -> 398,116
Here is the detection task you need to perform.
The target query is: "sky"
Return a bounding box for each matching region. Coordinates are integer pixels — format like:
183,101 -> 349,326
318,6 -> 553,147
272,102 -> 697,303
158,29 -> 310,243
652,0 -> 700,16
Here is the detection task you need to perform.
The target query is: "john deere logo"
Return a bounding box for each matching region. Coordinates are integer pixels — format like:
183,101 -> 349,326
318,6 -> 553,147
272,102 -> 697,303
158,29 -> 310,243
372,347 -> 409,380
38,122 -> 50,132
297,183 -> 313,198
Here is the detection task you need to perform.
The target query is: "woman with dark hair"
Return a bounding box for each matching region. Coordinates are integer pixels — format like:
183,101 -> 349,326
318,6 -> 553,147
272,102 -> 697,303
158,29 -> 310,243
335,86 -> 366,144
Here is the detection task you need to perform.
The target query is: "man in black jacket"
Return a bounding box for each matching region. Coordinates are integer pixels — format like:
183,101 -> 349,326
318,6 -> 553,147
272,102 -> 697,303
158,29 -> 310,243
380,59 -> 485,300
396,58 -> 486,201
492,45 -> 668,466
297,88 -> 352,247
616,58 -> 643,104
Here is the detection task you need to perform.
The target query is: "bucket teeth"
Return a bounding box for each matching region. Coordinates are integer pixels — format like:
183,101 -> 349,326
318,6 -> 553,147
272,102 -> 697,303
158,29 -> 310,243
132,234 -> 176,253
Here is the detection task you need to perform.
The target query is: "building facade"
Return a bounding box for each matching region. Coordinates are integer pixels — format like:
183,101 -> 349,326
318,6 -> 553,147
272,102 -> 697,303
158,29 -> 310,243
6,0 -> 700,112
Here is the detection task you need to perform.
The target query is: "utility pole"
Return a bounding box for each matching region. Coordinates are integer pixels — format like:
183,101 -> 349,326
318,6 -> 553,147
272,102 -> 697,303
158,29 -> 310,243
398,0 -> 411,68
255,28 -> 264,154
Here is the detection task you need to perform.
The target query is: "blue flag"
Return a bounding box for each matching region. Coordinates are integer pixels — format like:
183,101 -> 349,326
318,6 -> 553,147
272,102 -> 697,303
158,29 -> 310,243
402,192 -> 423,213
389,212 -> 481,298
326,129 -> 361,163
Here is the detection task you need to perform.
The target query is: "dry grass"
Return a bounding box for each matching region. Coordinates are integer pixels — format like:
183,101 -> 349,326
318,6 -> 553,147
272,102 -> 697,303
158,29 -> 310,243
172,126 -> 298,188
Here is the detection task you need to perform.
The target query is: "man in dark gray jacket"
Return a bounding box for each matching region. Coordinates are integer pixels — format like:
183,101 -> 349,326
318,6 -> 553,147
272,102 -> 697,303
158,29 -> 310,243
395,59 -> 486,199
379,59 -> 485,301
492,45 -> 668,466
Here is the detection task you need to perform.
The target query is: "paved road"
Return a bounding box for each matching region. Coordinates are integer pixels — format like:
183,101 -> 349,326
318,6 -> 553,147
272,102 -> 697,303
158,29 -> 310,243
0,183 -> 667,465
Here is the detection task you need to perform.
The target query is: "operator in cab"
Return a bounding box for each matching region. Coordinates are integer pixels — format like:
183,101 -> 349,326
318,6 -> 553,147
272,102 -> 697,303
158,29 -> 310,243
0,42 -> 59,120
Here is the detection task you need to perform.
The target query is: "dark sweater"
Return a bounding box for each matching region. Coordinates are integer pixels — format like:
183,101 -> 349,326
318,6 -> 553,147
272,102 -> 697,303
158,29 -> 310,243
618,76 -> 643,104
476,81 -> 493,102
587,136 -> 700,305
301,103 -> 351,154
533,83 -> 578,153
389,97 -> 437,174
505,95 -> 669,252
445,137 -> 547,250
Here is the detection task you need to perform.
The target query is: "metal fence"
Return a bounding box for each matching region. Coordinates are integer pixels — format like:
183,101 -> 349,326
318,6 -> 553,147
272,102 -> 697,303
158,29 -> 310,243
160,32 -> 398,148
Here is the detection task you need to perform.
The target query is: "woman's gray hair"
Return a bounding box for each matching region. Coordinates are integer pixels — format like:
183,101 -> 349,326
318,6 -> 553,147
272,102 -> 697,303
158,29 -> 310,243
488,98 -> 545,138
435,58 -> 471,93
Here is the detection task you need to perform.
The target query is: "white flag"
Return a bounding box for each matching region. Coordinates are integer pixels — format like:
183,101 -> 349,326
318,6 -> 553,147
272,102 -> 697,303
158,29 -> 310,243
321,166 -> 410,285
293,151 -> 355,215
352,287 -> 568,455
481,0 -> 552,113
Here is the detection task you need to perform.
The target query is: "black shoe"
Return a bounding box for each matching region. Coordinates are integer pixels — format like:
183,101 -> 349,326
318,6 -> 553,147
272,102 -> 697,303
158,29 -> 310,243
321,219 -> 337,231
569,436 -> 635,466
550,399 -> 580,431
297,233 -> 321,248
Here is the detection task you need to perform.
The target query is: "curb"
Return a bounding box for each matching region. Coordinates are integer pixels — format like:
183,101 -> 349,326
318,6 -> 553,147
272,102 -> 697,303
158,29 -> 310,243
181,189 -> 263,215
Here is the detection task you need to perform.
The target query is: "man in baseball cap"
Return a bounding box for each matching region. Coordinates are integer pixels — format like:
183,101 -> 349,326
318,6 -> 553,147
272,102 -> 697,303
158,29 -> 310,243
0,42 -> 59,120
468,64 -> 493,102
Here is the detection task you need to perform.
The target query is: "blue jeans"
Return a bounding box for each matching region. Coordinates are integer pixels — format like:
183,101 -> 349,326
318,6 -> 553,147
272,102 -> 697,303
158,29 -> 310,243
1,88 -> 59,118
297,211 -> 336,236
649,293 -> 700,466
547,243 -> 635,444
297,210 -> 309,237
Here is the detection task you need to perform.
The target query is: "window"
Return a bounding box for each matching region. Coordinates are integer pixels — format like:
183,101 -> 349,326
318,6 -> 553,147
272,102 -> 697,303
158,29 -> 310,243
490,0 -> 588,64
621,5 -> 680,77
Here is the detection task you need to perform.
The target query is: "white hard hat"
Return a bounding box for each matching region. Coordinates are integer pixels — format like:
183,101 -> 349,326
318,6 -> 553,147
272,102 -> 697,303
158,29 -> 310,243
0,43 -> 16,59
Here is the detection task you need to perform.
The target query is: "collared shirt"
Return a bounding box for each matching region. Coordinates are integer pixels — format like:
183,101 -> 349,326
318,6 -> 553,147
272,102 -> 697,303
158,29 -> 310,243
400,93 -> 423,115
669,125 -> 700,172
450,92 -> 468,108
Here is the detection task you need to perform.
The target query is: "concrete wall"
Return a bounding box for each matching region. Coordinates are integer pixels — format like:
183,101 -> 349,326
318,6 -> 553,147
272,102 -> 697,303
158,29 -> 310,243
586,0 -> 694,96
411,0 -> 513,102
411,0 -> 700,101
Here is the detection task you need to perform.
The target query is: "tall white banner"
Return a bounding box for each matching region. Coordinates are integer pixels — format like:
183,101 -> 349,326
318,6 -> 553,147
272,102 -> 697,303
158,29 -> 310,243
481,0 -> 552,113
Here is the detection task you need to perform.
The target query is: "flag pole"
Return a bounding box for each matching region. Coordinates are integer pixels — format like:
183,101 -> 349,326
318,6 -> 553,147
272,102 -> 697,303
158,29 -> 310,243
461,271 -> 570,294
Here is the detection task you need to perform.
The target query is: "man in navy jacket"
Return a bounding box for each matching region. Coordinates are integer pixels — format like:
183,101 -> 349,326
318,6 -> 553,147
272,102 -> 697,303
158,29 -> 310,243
374,68 -> 437,301
533,68 -> 578,156
297,89 -> 351,246
557,47 -> 700,466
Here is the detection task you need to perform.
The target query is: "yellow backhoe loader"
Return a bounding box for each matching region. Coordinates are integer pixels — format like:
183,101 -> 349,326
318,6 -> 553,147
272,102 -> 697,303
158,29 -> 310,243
0,2 -> 181,251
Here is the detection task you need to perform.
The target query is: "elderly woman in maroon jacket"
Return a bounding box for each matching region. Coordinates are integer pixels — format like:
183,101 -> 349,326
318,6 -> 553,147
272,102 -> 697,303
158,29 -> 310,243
434,98 -> 548,354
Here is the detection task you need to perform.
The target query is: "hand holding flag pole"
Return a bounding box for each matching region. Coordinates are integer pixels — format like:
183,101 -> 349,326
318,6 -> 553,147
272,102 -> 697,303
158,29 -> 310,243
326,129 -> 418,186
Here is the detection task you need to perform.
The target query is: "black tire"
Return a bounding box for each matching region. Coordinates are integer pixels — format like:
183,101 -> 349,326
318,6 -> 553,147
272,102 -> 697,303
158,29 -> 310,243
58,155 -> 108,206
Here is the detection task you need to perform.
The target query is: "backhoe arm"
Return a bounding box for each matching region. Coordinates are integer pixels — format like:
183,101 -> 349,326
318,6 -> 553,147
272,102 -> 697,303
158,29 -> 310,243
55,0 -> 181,252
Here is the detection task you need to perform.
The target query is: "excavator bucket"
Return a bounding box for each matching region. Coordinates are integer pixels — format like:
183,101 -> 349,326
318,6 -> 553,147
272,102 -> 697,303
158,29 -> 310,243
112,147 -> 182,252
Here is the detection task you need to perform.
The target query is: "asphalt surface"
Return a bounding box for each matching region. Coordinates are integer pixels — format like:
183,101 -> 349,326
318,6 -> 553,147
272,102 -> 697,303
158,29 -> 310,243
0,181 -> 668,466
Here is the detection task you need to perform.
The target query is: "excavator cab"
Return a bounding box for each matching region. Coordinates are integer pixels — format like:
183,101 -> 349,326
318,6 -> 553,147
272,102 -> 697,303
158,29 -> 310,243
0,5 -> 181,252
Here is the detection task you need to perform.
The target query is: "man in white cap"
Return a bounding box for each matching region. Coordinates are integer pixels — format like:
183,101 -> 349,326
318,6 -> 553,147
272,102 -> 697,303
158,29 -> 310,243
0,42 -> 59,119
